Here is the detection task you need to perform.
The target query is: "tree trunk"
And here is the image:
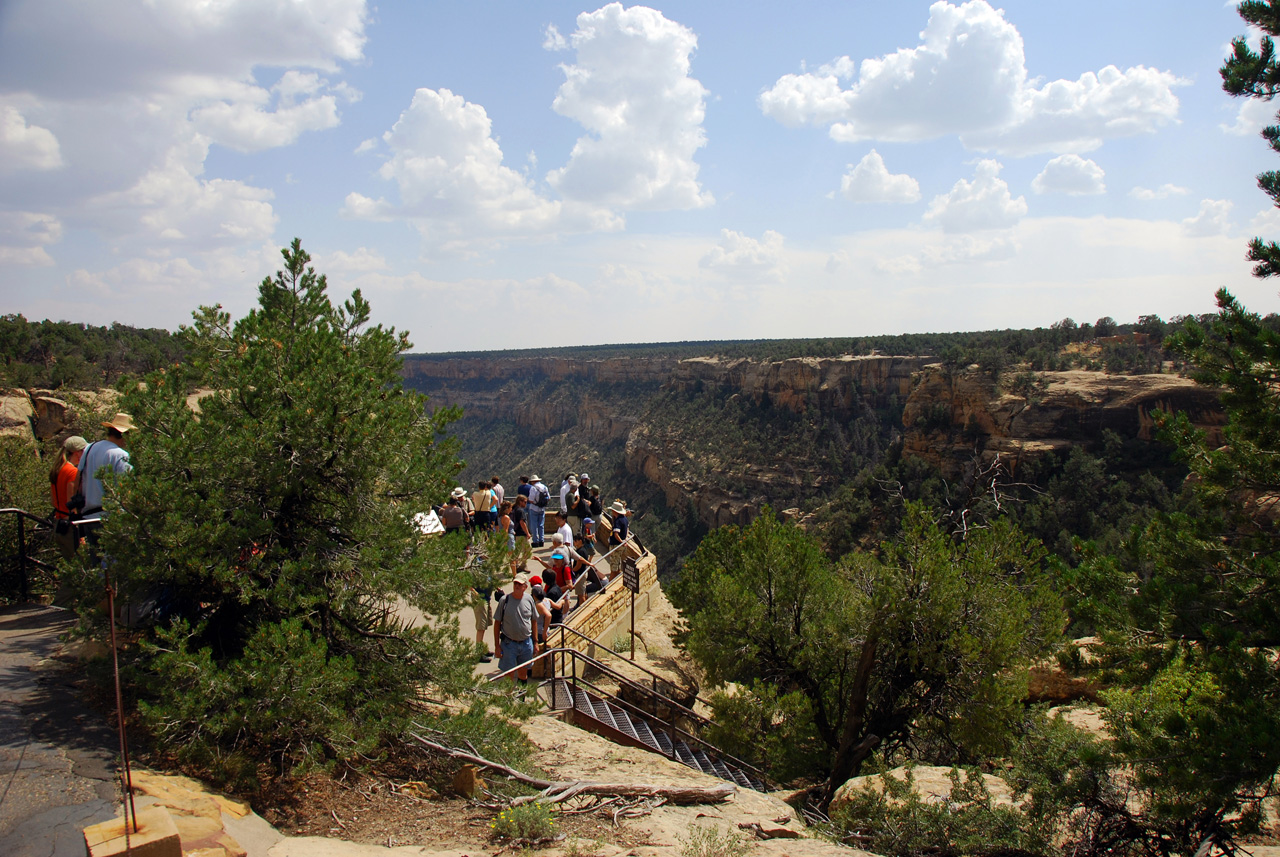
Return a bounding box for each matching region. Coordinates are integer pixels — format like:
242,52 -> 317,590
822,632 -> 880,808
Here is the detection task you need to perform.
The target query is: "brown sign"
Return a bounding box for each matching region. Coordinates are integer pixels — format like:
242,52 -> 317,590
622,557 -> 640,593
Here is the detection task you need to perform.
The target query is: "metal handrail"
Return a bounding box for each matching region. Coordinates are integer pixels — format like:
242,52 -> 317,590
487,644 -> 768,783
0,507 -> 58,603
550,622 -> 719,723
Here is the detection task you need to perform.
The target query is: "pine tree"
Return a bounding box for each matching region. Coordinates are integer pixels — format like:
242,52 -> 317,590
83,240 -> 477,777
1222,0 -> 1280,277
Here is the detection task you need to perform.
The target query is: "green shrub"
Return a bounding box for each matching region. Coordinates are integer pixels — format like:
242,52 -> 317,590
490,802 -> 558,841
829,765 -> 1050,857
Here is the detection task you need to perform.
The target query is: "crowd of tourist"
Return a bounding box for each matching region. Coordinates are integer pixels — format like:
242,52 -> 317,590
440,472 -> 635,685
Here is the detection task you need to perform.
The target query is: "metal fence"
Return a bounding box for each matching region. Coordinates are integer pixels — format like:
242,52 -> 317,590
0,508 -> 59,603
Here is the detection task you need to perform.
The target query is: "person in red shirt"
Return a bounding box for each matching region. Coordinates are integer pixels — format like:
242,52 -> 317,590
49,435 -> 86,519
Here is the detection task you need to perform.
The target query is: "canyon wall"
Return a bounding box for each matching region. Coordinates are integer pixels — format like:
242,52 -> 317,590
900,366 -> 1226,477
405,352 -> 1225,531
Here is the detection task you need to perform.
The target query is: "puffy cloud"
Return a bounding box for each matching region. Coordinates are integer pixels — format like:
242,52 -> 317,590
87,136 -> 277,248
189,71 -> 352,153
319,247 -> 389,274
1031,154 -> 1105,195
343,88 -> 615,246
924,160 -> 1027,233
840,150 -> 922,203
760,0 -> 1182,155
543,24 -> 569,51
0,0 -> 368,259
1250,206 -> 1280,236
1222,93 -> 1276,136
546,3 -> 712,210
700,229 -> 787,281
0,211 -> 63,266
0,0 -> 367,98
0,104 -> 62,171
1129,183 -> 1188,200
1182,199 -> 1233,237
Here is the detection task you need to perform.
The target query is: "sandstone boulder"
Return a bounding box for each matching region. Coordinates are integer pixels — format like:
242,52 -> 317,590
32,394 -> 74,440
829,764 -> 1018,816
0,392 -> 34,447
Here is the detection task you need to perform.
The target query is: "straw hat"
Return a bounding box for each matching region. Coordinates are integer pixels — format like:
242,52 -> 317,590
450,487 -> 467,499
102,413 -> 136,433
609,500 -> 628,516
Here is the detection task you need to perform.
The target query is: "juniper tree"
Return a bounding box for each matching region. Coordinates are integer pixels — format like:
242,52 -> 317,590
84,240 -> 476,778
670,506 -> 1064,805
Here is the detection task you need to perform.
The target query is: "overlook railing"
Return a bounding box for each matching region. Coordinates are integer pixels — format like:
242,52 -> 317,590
0,507 -> 59,603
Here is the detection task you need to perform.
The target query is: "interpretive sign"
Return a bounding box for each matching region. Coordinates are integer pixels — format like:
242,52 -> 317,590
622,557 -> 640,593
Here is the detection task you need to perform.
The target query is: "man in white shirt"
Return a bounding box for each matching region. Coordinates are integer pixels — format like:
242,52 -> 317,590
75,413 -> 135,516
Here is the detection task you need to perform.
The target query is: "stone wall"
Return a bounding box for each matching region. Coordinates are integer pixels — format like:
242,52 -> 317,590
558,543 -> 658,656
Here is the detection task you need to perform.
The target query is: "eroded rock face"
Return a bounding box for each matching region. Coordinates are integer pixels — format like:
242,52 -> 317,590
31,392 -> 74,441
901,367 -> 1224,477
405,354 -> 1225,533
667,355 -> 926,414
403,354 -> 928,423
0,391 -> 35,447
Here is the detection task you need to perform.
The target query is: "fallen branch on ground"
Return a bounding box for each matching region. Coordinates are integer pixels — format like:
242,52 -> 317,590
407,731 -> 736,805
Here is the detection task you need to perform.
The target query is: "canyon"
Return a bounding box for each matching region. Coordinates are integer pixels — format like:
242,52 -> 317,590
402,352 -> 1225,535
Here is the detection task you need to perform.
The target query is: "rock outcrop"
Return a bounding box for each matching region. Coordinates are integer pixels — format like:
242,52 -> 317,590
403,354 -> 928,423
901,367 -> 1224,477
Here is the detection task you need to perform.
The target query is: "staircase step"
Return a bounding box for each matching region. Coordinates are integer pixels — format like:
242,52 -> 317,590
691,748 -> 715,775
710,758 -> 733,780
631,718 -> 660,751
608,703 -> 640,740
653,730 -> 674,755
673,742 -> 697,767
596,700 -> 623,733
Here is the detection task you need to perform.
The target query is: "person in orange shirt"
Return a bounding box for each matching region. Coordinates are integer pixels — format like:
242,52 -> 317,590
49,435 -> 86,519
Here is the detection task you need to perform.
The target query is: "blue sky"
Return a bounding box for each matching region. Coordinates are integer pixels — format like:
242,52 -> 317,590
2,1 -> 1278,352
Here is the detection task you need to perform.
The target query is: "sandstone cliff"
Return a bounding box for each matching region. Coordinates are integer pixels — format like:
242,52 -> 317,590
407,352 -> 1224,537
900,366 -> 1225,477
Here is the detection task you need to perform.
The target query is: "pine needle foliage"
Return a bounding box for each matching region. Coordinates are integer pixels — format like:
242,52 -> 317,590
81,240 -> 478,778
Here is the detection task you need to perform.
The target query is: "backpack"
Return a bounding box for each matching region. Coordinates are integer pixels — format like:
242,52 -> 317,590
535,483 -> 549,507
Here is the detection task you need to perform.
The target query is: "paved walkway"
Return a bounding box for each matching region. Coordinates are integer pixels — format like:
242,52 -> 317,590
0,603 -> 121,857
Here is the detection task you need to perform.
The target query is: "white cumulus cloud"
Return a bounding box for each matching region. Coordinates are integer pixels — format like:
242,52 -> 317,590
189,71 -> 353,153
1222,94 -> 1276,136
546,3 -> 712,211
320,247 -> 389,273
0,103 -> 62,171
840,149 -> 921,203
924,159 -> 1027,233
88,138 -> 277,248
1031,154 -> 1105,195
0,211 -> 63,266
343,88 -> 617,247
700,229 -> 787,281
0,0 -> 368,259
760,0 -> 1183,155
1129,183 -> 1188,200
1182,199 -> 1233,237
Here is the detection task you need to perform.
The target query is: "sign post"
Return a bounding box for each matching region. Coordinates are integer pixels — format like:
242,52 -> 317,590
622,556 -> 640,660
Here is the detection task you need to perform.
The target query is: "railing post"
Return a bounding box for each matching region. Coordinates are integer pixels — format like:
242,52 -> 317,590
17,513 -> 27,603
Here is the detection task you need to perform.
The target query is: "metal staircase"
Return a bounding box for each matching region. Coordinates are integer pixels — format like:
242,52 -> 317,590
492,624 -> 771,792
548,678 -> 769,791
